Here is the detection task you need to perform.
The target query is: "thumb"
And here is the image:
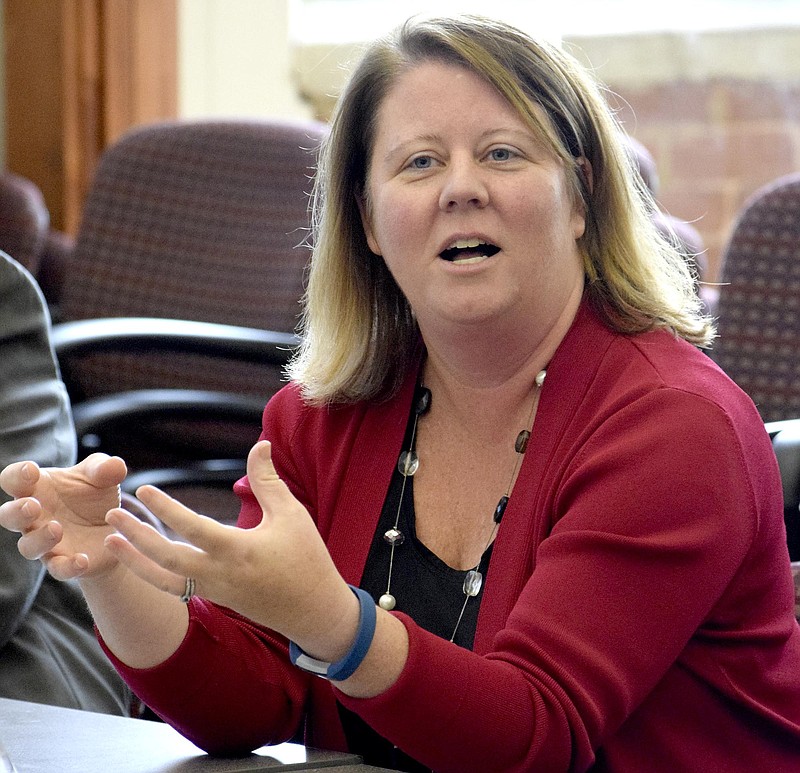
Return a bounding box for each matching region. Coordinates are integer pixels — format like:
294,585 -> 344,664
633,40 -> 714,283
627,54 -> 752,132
80,454 -> 128,489
246,441 -> 296,521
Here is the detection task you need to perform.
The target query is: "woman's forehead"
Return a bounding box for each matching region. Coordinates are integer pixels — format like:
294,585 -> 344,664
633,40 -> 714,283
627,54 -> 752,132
372,60 -> 552,142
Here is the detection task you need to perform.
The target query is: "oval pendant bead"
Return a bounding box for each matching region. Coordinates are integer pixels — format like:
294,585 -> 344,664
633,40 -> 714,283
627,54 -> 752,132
515,430 -> 530,454
398,450 -> 419,476
494,495 -> 509,523
379,593 -> 396,610
383,528 -> 405,545
535,370 -> 547,387
463,570 -> 483,597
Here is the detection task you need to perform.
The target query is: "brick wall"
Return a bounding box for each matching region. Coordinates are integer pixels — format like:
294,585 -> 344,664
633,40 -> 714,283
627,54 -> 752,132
568,27 -> 800,286
609,78 -> 800,284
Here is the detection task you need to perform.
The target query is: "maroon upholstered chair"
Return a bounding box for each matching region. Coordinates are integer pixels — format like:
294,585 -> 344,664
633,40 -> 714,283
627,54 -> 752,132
51,118 -> 328,521
0,171 -> 50,276
712,173 -> 800,424
36,229 -> 76,322
0,171 -> 78,321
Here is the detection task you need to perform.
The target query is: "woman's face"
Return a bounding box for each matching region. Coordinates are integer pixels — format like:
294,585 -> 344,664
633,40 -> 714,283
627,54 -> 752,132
361,60 -> 587,337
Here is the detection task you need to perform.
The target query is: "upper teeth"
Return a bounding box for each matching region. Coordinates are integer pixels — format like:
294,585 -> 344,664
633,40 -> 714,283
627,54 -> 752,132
449,238 -> 484,250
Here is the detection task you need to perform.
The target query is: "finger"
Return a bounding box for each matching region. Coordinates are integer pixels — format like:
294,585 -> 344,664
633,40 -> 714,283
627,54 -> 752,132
246,441 -> 299,523
0,461 -> 41,498
106,507 -> 205,580
43,552 -> 90,581
133,485 -> 231,553
0,497 -> 45,533
17,519 -> 64,560
104,530 -> 192,598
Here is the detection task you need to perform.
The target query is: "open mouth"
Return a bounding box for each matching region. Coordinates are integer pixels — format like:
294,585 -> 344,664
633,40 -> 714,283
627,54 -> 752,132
439,239 -> 500,264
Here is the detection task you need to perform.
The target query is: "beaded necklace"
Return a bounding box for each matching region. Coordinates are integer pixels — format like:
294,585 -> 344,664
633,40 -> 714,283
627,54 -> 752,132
378,369 -> 547,644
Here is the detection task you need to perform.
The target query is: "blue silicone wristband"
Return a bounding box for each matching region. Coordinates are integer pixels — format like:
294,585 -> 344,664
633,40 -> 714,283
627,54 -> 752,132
289,585 -> 377,681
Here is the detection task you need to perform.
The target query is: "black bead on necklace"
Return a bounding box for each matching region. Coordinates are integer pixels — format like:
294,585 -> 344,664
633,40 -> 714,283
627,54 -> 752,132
378,369 -> 547,644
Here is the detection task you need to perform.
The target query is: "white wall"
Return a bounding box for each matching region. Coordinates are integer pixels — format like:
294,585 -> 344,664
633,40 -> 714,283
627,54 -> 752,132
178,0 -> 313,120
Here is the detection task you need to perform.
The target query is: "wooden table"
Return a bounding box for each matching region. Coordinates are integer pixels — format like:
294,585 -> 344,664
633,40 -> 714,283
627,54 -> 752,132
0,697 -> 390,772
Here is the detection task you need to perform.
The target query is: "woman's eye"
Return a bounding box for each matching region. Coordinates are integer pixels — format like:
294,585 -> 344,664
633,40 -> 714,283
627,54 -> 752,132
488,148 -> 515,162
409,156 -> 434,170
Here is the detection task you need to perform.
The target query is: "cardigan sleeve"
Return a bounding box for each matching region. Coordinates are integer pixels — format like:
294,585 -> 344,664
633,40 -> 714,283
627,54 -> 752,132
102,598 -> 311,754
336,387 -> 786,772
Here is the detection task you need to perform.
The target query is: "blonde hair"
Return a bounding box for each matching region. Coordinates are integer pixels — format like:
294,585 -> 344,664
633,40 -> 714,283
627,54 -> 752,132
289,15 -> 714,405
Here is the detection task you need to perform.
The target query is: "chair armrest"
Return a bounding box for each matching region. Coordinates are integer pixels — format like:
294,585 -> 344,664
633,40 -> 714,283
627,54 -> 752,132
51,317 -> 299,365
768,420 -> 800,562
71,389 -> 266,462
765,419 -> 800,439
768,421 -> 800,509
71,389 -> 266,438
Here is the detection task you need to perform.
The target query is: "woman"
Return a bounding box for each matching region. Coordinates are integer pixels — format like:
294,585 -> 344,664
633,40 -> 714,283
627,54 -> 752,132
2,15 -> 799,772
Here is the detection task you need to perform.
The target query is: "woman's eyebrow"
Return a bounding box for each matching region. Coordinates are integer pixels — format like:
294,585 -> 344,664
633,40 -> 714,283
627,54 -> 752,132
381,133 -> 442,164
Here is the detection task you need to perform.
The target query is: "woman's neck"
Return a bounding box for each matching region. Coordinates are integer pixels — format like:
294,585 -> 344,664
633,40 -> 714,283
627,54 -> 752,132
418,284 -> 583,424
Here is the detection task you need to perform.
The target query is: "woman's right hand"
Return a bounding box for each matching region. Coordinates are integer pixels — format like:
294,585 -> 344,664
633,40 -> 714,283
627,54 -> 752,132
0,454 -> 128,580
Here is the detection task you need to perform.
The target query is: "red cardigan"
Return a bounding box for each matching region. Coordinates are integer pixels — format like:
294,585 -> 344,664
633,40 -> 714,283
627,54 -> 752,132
109,301 -> 800,771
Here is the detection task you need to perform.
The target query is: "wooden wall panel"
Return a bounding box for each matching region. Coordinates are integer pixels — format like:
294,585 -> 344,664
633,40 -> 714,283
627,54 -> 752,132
4,0 -> 177,234
62,0 -> 104,236
4,0 -> 69,230
103,0 -> 178,145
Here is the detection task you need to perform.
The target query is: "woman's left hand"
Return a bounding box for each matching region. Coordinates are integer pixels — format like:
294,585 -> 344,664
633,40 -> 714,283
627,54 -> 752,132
104,440 -> 359,655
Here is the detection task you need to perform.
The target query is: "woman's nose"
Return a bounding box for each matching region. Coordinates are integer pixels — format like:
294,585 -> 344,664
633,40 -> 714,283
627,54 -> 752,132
438,159 -> 489,211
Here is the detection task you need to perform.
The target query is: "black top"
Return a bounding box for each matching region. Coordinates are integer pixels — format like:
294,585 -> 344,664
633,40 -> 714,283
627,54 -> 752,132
338,392 -> 494,772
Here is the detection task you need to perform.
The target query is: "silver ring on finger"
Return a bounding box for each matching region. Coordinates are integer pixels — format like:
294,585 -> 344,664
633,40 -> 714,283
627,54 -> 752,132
179,576 -> 196,603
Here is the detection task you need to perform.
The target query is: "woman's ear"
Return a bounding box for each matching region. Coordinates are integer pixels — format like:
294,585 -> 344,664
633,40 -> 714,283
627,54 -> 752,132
570,157 -> 592,240
356,191 -> 382,256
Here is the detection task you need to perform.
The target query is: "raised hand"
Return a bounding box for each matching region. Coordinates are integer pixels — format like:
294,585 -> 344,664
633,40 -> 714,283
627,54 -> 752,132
104,441 -> 359,655
0,454 -> 128,580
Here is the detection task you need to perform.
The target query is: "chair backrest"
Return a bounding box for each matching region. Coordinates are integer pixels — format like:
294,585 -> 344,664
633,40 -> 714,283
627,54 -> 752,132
54,119 -> 328,498
0,171 -> 50,275
57,118 -> 327,406
712,173 -> 800,423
